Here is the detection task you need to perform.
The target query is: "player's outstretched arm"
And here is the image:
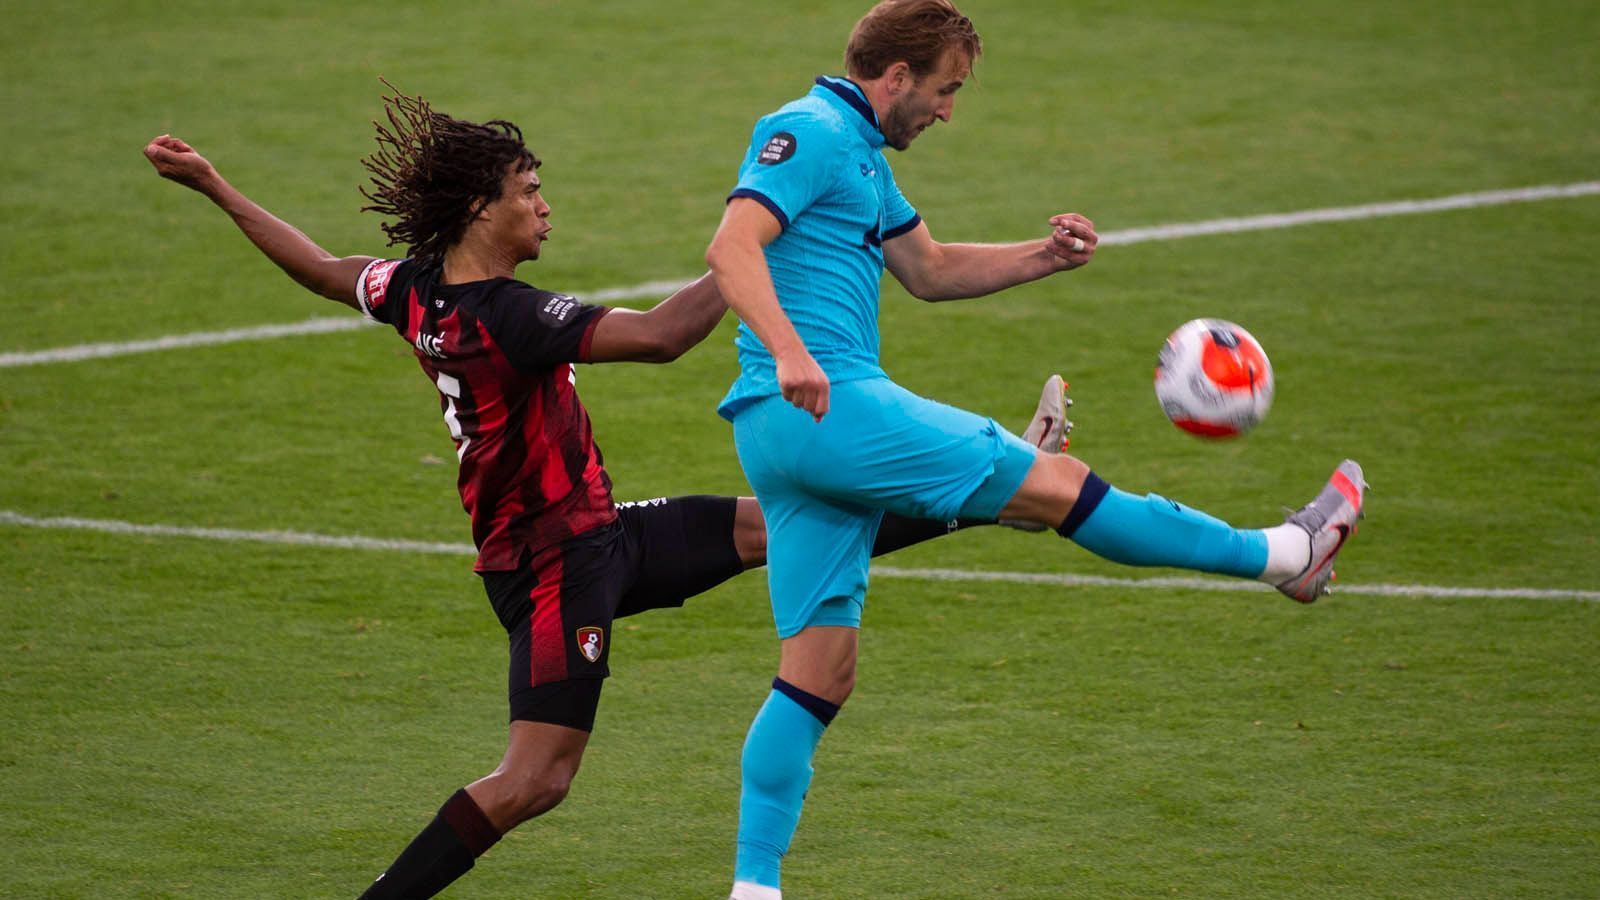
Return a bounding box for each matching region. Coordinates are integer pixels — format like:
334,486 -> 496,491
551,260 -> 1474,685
587,272 -> 729,364
706,198 -> 830,420
883,214 -> 1098,302
143,135 -> 374,310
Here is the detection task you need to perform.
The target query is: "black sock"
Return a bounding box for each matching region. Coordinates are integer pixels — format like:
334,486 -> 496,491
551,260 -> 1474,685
871,514 -> 990,556
358,789 -> 502,899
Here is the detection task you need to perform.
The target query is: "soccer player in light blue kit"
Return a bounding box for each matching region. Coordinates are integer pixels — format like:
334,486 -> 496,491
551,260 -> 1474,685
707,3 -> 1367,897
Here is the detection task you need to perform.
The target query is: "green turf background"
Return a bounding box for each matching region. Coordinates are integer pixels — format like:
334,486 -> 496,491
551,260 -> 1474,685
3,1 -> 1597,896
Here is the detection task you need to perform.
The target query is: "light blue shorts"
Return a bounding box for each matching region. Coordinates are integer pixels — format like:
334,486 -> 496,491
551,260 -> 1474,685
731,377 -> 1038,638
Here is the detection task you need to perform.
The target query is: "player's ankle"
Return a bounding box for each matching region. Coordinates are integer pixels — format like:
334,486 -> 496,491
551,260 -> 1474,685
1257,523 -> 1312,582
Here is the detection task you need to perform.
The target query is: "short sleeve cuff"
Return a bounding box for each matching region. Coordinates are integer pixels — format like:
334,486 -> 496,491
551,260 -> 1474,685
356,258 -> 403,322
576,306 -> 611,363
882,214 -> 922,242
727,189 -> 791,232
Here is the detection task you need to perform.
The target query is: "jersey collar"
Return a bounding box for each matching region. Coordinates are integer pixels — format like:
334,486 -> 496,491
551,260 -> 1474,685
812,76 -> 885,148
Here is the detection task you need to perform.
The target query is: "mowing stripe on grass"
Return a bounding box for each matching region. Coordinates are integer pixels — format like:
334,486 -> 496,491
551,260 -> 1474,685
5,181 -> 1597,370
4,509 -> 1595,603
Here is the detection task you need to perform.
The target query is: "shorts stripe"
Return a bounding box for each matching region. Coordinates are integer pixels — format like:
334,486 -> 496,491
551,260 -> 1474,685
528,557 -> 567,687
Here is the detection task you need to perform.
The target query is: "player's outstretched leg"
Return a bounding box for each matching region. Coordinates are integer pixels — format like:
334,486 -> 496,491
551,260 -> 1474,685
998,456 -> 1367,600
756,375 -> 1073,561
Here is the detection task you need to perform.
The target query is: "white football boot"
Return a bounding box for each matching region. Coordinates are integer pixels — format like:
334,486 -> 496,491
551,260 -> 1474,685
1000,374 -> 1073,532
1275,459 -> 1368,603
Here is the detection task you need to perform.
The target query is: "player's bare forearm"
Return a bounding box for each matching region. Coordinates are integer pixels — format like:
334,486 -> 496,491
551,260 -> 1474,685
206,180 -> 370,309
588,273 -> 728,363
885,214 -> 1098,302
903,240 -> 1062,300
144,135 -> 370,309
646,272 -> 728,356
707,241 -> 805,360
706,201 -> 812,361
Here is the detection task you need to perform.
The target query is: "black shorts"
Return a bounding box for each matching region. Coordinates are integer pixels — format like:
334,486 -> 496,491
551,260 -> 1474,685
479,495 -> 744,732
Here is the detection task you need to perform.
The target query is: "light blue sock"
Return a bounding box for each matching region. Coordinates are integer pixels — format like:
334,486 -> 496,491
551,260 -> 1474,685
1065,476 -> 1268,578
735,684 -> 833,889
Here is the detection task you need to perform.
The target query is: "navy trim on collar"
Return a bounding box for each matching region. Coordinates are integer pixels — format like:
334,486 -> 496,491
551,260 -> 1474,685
814,76 -> 879,130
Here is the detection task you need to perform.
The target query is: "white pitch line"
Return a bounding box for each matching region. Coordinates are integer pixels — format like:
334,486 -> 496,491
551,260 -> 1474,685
4,181 -> 1597,370
0,282 -> 692,370
870,565 -> 1600,602
3,509 -> 1595,603
583,279 -> 696,303
1098,181 -> 1600,245
0,317 -> 372,368
0,510 -> 473,556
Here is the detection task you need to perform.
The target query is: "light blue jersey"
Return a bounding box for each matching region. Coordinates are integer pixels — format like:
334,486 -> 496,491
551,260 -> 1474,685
717,77 -> 922,420
717,76 -> 1040,635
723,77 -> 1283,900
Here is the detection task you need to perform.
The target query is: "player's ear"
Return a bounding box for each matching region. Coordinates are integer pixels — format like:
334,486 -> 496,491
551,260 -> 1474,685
885,60 -> 913,95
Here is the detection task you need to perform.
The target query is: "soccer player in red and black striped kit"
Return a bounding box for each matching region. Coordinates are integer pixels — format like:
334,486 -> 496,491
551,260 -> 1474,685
145,85 -> 1068,898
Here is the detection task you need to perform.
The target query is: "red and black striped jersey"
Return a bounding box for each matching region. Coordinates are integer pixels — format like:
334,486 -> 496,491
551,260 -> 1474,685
357,258 -> 618,572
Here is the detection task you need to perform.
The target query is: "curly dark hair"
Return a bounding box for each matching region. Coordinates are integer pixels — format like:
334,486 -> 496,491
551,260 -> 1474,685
360,80 -> 539,263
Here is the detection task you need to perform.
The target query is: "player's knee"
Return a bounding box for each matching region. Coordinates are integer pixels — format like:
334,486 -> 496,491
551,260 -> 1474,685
482,762 -> 578,827
821,663 -> 856,705
1046,453 -> 1091,498
804,652 -> 856,704
1023,453 -> 1090,508
837,675 -> 856,705
505,770 -> 575,824
1002,453 -> 1091,525
532,771 -> 575,811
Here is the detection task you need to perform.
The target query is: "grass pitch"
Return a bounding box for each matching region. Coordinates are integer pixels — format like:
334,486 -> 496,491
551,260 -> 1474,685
3,1 -> 1598,897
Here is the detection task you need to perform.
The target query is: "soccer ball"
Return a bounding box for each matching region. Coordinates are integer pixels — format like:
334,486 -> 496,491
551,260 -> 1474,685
1153,318 -> 1274,438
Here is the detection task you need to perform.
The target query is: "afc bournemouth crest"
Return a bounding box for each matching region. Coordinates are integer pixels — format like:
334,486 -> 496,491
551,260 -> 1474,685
576,627 -> 604,663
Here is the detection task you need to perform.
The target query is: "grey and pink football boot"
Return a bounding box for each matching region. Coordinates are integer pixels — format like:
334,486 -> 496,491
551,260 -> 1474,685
1276,459 -> 1368,603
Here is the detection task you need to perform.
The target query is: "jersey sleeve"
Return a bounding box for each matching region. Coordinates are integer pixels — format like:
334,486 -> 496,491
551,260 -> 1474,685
355,257 -> 413,325
879,165 -> 922,241
478,284 -> 612,372
727,112 -> 843,232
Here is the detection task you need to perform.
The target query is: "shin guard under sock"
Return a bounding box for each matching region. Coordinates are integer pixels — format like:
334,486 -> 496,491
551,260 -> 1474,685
735,678 -> 838,889
1056,472 -> 1268,577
